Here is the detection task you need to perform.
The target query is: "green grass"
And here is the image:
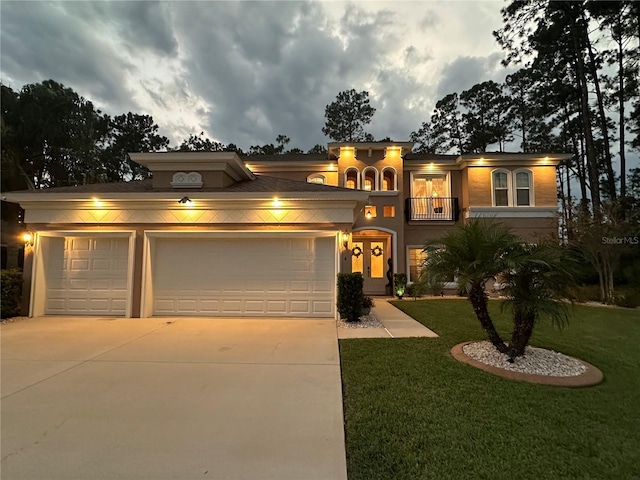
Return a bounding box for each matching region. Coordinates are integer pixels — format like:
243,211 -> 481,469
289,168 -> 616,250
340,299 -> 640,480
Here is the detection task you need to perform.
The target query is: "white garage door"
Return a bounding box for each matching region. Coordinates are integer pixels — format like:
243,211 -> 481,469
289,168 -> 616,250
151,236 -> 335,317
45,237 -> 130,315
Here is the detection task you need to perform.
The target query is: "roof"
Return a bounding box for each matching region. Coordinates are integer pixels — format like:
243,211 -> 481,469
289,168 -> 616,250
241,153 -> 337,162
3,175 -> 358,196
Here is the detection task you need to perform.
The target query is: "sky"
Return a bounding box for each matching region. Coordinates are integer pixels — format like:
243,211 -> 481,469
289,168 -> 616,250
1,1 -> 515,151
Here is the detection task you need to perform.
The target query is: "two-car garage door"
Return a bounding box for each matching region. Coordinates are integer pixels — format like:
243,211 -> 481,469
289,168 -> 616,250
39,234 -> 336,318
150,236 -> 335,317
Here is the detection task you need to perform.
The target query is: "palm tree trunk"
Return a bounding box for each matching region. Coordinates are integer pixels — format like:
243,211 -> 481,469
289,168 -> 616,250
510,312 -> 535,356
468,286 -> 508,353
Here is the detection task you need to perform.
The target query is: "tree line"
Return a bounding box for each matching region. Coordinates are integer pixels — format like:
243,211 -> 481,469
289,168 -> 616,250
411,1 -> 639,219
0,81 -> 331,191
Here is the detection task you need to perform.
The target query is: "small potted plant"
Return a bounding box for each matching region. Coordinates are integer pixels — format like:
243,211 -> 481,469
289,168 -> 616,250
361,296 -> 375,315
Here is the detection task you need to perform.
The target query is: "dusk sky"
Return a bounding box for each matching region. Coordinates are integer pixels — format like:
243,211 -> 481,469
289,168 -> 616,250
2,1 -> 518,151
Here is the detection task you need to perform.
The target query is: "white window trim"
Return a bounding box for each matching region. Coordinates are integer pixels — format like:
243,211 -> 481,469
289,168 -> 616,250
491,169 -> 535,207
307,173 -> 326,185
406,245 -> 427,284
344,167 -> 360,189
381,166 -> 398,191
409,171 -> 451,197
491,169 -> 512,207
513,168 -> 535,206
362,166 -> 379,191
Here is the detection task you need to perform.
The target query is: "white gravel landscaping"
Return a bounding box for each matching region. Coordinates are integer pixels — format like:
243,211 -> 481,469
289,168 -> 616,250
337,313 -> 384,329
463,340 -> 587,377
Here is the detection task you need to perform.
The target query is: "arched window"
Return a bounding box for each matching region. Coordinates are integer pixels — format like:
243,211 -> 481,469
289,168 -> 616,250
492,169 -> 511,206
345,168 -> 359,189
307,174 -> 326,185
381,168 -> 397,191
514,169 -> 533,206
362,167 -> 378,191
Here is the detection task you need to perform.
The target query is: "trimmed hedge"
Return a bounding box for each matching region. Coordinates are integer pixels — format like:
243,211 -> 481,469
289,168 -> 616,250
337,272 -> 364,322
1,268 -> 23,318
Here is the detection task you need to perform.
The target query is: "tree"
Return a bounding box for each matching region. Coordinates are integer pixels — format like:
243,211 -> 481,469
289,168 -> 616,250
2,80 -> 109,188
307,144 -> 328,154
102,113 -> 169,181
177,132 -> 225,152
500,243 -> 575,356
430,93 -> 466,154
421,220 -> 518,354
322,89 -> 376,142
422,220 -> 577,358
409,120 -> 439,153
460,80 -> 513,152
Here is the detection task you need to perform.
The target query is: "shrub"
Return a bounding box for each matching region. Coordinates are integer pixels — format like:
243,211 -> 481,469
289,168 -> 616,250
1,268 -> 23,319
362,296 -> 375,308
337,273 -> 364,322
614,291 -> 640,309
393,273 -> 407,298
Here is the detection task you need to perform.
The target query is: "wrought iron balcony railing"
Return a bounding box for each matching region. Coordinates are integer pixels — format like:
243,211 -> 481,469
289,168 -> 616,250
405,197 -> 459,221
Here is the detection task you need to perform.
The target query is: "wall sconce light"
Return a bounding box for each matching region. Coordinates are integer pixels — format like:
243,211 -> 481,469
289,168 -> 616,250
22,231 -> 34,247
178,196 -> 192,205
341,231 -> 351,249
364,203 -> 375,220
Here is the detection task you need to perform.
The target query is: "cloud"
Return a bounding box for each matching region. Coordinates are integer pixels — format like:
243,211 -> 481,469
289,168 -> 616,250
0,0 -> 514,150
435,52 -> 506,99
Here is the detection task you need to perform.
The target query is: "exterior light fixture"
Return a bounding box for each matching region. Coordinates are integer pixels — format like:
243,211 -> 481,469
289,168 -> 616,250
178,196 -> 192,205
22,231 -> 34,247
272,197 -> 282,207
341,231 -> 351,249
92,197 -> 103,207
364,201 -> 374,219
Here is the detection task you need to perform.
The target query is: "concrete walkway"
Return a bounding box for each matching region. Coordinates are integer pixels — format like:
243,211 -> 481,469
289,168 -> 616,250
1,317 -> 347,480
338,298 -> 439,339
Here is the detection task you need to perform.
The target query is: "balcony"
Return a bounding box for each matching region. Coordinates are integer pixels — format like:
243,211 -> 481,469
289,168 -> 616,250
405,197 -> 459,221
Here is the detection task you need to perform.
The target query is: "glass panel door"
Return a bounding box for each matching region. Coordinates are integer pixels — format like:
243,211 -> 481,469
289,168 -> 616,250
351,237 -> 389,295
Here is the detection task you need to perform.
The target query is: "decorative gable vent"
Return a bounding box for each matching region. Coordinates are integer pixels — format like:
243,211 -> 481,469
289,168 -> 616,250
171,172 -> 203,189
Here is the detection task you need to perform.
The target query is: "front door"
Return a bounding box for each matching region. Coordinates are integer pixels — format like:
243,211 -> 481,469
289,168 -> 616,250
350,237 -> 389,295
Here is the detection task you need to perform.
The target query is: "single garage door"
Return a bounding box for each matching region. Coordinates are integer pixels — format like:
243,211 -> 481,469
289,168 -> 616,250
151,236 -> 335,317
45,236 -> 130,315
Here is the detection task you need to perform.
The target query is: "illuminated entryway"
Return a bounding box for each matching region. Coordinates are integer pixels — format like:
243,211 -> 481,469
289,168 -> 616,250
350,230 -> 392,295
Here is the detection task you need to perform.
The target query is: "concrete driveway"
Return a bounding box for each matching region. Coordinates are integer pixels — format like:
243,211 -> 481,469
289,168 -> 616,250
1,317 -> 347,480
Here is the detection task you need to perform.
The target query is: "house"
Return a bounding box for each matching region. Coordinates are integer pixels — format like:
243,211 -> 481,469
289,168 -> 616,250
4,142 -> 570,319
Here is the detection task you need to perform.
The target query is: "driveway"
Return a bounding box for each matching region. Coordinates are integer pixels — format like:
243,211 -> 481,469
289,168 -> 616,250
1,317 -> 347,480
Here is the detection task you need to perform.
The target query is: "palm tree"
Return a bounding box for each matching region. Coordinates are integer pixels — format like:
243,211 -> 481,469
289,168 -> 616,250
500,243 -> 575,358
422,219 -> 518,354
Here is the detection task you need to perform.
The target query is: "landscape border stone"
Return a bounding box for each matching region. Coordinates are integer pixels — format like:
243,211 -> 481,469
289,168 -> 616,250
451,342 -> 604,387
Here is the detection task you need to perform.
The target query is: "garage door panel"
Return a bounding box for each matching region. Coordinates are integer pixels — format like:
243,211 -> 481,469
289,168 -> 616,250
152,236 -> 335,317
45,236 -> 130,316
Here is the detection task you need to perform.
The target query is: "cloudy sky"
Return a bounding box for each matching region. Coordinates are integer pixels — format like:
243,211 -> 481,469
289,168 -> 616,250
1,1 -> 512,151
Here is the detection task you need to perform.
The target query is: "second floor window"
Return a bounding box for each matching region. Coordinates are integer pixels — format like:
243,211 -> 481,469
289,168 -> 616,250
493,171 -> 510,206
382,168 -> 396,191
492,169 -> 533,207
345,169 -> 358,189
515,171 -> 532,206
412,174 -> 448,198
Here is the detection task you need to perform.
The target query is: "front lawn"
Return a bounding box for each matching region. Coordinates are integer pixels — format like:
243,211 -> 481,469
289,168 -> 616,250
340,299 -> 640,480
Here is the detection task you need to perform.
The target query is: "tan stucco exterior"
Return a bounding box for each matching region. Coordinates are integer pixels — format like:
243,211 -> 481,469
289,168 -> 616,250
6,147 -> 570,317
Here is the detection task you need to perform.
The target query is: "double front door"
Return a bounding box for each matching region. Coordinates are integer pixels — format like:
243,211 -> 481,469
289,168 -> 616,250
350,237 -> 389,295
